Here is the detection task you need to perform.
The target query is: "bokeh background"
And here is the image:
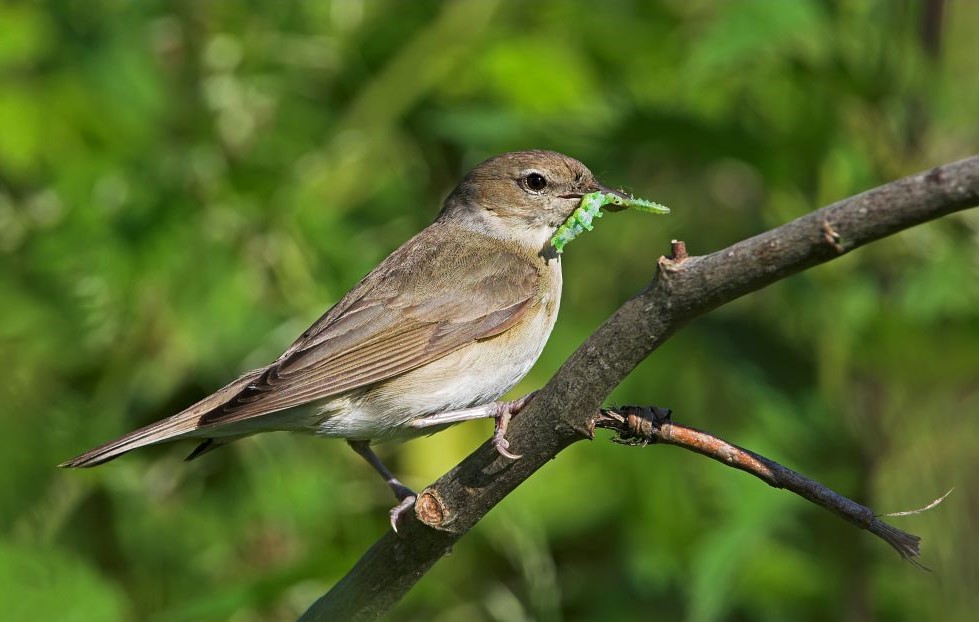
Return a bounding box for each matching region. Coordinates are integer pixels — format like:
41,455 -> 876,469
2,1 -> 978,620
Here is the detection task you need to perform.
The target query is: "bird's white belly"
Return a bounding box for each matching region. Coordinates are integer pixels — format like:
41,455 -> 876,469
313,279 -> 560,441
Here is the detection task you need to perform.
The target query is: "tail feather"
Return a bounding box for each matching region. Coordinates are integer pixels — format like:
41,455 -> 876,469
59,414 -> 201,467
60,368 -> 265,468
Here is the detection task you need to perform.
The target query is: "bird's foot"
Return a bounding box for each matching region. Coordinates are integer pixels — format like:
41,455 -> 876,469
389,487 -> 417,533
492,391 -> 537,460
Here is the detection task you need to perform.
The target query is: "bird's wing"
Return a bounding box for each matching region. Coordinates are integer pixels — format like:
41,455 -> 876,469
199,227 -> 539,427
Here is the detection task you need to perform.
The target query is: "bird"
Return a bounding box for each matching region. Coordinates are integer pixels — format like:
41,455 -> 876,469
61,150 -> 632,528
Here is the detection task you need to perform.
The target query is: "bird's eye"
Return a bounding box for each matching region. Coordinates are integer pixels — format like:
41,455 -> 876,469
524,172 -> 547,193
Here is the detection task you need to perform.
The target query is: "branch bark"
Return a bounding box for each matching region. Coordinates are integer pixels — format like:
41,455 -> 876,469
299,156 -> 979,621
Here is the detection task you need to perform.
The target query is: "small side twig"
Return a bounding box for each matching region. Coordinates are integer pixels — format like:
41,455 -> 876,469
670,239 -> 689,261
595,406 -> 941,567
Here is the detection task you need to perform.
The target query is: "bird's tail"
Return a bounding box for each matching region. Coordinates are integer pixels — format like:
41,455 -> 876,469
59,368 -> 264,468
60,412 -> 203,467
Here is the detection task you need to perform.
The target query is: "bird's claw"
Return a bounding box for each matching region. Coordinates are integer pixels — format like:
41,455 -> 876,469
492,393 -> 536,460
389,494 -> 417,533
493,434 -> 522,460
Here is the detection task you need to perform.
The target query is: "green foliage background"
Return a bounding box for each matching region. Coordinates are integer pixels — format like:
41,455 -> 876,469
2,1 -> 977,620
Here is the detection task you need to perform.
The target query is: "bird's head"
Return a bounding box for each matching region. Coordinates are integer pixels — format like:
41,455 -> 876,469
440,150 -> 628,254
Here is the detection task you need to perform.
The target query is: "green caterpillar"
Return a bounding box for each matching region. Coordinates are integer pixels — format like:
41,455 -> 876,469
550,191 -> 670,253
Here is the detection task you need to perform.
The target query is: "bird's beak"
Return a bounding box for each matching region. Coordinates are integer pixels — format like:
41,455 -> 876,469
558,184 -> 631,212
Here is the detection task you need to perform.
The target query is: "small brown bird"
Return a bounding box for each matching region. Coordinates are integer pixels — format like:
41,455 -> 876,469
62,150 -> 630,527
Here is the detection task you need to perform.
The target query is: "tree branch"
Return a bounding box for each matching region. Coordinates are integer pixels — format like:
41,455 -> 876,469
299,157 -> 979,622
594,406 -> 923,565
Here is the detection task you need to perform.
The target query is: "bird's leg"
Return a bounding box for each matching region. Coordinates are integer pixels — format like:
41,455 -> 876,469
408,392 -> 537,461
347,440 -> 416,532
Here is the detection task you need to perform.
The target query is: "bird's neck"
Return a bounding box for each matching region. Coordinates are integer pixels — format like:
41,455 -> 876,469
437,207 -> 559,262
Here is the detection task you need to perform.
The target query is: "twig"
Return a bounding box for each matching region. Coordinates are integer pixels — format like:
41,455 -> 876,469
299,157 -> 979,622
669,239 -> 688,261
594,406 -> 923,564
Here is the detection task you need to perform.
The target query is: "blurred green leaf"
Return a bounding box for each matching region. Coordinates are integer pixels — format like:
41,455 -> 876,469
0,540 -> 125,622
